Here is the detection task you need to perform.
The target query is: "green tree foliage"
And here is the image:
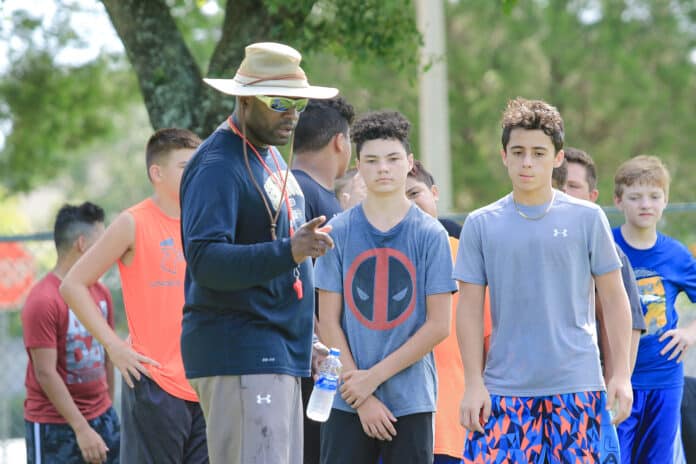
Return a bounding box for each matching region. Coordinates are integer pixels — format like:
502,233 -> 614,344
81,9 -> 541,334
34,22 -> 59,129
290,0 -> 696,209
100,0 -> 420,137
0,0 -> 419,193
443,0 -> 696,207
0,53 -> 135,192
2,0 -> 696,211
0,6 -> 137,192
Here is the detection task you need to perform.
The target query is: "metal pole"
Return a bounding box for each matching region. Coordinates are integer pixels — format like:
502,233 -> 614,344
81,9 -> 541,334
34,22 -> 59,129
415,0 -> 453,213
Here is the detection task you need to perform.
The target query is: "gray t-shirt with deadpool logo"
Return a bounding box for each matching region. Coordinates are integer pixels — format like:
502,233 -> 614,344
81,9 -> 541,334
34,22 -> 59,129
315,204 -> 456,417
454,191 -> 621,397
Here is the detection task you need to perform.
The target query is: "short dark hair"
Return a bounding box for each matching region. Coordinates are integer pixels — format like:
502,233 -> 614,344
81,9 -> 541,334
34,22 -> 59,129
408,160 -> 435,188
351,111 -> 412,158
146,128 -> 202,180
564,147 -> 597,191
293,97 -> 355,153
501,98 -> 564,153
334,167 -> 358,196
552,159 -> 568,190
53,202 -> 105,253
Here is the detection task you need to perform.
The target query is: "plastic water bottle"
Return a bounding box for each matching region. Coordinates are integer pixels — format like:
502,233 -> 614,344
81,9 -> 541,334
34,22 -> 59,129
599,404 -> 621,463
306,348 -> 342,422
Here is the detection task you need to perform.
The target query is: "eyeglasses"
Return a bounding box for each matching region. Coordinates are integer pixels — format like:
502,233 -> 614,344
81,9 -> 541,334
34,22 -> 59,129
256,96 -> 309,113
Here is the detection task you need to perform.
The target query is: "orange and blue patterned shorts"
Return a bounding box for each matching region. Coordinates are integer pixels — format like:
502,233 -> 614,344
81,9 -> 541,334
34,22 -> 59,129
463,391 -> 619,464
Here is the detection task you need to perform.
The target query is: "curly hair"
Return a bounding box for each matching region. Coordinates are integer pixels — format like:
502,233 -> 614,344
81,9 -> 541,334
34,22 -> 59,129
293,96 -> 355,153
501,98 -> 564,153
351,110 -> 411,158
614,155 -> 671,198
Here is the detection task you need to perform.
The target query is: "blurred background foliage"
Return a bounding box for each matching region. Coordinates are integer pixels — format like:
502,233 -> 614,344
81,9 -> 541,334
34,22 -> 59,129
0,0 -> 695,216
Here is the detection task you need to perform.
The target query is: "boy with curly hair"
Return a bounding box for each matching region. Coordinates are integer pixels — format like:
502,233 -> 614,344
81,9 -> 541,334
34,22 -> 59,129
315,111 -> 455,463
457,98 -> 633,462
613,155 -> 696,463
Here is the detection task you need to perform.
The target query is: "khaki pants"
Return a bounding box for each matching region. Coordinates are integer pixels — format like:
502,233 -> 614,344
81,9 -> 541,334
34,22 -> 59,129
190,374 -> 303,464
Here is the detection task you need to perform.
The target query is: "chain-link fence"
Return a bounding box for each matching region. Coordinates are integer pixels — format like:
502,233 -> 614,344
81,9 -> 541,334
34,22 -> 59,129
1,203 -> 695,461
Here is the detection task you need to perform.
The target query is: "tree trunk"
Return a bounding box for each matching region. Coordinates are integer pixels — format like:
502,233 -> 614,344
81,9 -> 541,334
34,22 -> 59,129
101,0 -> 315,137
101,0 -> 213,135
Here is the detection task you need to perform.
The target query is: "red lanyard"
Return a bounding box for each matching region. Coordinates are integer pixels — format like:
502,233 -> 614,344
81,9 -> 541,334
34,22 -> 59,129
227,116 -> 303,300
227,117 -> 295,236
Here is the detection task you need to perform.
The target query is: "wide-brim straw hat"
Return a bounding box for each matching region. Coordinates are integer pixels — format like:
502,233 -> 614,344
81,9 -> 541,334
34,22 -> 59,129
204,42 -> 338,99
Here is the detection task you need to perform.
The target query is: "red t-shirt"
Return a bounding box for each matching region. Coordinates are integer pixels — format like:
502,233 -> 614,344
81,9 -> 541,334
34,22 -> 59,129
22,273 -> 114,423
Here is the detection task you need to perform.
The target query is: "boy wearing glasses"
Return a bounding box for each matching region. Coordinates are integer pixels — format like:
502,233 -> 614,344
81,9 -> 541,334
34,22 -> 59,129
179,43 -> 338,464
315,111 -> 455,464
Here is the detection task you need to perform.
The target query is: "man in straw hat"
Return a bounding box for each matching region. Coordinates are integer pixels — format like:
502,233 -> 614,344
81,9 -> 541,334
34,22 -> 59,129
179,42 -> 338,464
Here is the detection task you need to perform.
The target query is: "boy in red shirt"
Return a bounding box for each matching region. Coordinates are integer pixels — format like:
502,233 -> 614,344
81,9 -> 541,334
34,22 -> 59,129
22,202 -> 118,464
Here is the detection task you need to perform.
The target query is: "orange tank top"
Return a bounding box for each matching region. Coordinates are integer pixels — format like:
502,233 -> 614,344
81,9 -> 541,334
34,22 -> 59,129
433,236 -> 492,458
118,198 -> 197,401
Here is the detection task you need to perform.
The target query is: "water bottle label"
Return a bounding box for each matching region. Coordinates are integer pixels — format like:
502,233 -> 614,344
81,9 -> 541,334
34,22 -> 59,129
599,407 -> 620,463
315,375 -> 338,392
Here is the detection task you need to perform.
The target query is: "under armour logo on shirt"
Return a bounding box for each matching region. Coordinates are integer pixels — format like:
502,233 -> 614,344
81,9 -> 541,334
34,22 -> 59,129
553,228 -> 568,237
256,394 -> 272,404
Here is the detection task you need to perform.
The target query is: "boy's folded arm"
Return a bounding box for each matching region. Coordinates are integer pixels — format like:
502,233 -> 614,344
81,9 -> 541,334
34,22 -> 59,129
368,291 -> 452,386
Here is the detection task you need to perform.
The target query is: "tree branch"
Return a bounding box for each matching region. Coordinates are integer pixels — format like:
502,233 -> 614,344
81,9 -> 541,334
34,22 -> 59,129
101,0 -> 209,134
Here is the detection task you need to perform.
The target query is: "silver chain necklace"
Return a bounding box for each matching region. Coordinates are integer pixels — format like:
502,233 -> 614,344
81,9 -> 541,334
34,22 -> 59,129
512,191 -> 556,221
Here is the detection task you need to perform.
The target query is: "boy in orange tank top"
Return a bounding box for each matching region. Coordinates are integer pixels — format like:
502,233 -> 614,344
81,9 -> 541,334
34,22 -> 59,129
405,161 -> 492,464
61,129 -> 209,463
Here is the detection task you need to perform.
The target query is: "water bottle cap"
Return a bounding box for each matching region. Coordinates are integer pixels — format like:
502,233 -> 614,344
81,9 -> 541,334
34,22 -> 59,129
329,348 -> 340,357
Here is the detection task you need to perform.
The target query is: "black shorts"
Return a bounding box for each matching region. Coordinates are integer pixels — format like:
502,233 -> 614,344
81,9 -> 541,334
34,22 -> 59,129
302,376 -> 321,464
25,406 -> 120,464
682,376 -> 696,464
121,375 -> 208,464
320,409 -> 433,464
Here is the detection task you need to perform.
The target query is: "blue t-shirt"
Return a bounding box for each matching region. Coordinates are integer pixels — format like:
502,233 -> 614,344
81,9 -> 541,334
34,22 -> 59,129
292,169 -> 342,222
613,229 -> 696,389
179,121 -> 314,379
314,205 -> 457,417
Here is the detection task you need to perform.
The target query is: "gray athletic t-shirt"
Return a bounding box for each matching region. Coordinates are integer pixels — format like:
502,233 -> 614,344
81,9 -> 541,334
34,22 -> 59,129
617,246 -> 647,332
454,191 -> 621,397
